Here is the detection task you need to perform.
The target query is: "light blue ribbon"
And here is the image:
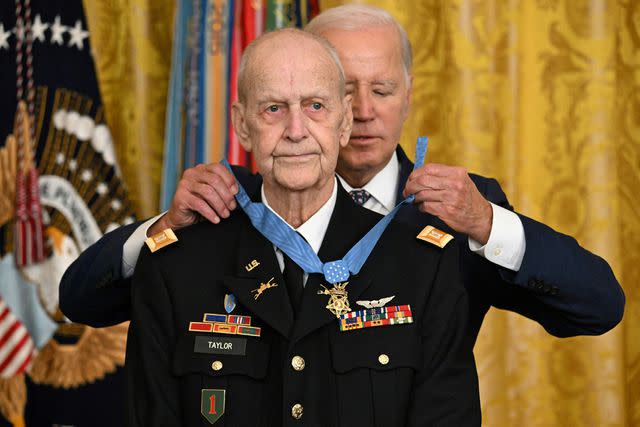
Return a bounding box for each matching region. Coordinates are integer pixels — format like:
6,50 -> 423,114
223,137 -> 428,283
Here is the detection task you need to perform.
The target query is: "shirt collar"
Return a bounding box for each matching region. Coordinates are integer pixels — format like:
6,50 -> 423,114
337,150 -> 399,212
261,177 -> 338,254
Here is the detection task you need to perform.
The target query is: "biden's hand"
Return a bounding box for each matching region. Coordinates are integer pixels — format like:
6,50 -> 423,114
403,163 -> 492,244
148,163 -> 239,236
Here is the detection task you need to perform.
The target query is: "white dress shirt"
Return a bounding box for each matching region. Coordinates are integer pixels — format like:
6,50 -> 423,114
122,156 -> 526,277
338,152 -> 526,271
262,178 -> 338,285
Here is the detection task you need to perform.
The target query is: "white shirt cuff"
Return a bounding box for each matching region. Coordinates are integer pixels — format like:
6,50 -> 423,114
468,203 -> 526,271
122,213 -> 166,278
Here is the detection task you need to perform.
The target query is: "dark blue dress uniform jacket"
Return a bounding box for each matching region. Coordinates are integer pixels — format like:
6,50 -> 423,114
59,147 -> 625,342
125,184 -> 481,426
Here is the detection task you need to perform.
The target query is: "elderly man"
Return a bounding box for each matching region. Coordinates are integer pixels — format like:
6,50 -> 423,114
125,28 -> 479,426
61,6 -> 623,343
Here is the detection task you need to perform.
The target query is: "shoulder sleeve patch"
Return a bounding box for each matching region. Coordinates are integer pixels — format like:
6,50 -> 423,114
145,228 -> 178,253
416,225 -> 453,248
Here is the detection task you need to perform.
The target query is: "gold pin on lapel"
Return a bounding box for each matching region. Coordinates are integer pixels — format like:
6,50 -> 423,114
245,259 -> 260,272
145,229 -> 178,253
251,277 -> 278,300
416,225 -> 453,248
318,282 -> 351,318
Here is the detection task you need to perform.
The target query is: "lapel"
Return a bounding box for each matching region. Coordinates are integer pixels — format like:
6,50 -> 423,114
222,209 -> 295,340
291,184 -> 376,343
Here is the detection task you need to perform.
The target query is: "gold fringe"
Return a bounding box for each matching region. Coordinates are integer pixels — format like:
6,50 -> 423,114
28,322 -> 129,389
0,374 -> 26,426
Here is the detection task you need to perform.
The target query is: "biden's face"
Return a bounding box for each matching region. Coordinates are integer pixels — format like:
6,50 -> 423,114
322,25 -> 411,183
233,34 -> 352,193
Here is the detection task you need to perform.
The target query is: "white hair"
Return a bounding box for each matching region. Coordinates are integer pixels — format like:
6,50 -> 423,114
305,4 -> 413,79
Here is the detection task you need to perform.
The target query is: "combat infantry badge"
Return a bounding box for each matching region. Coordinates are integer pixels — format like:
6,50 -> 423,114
318,282 -> 351,318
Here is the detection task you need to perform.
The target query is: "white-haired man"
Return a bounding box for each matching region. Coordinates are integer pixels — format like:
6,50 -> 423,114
125,28 -> 480,426
61,5 -> 623,344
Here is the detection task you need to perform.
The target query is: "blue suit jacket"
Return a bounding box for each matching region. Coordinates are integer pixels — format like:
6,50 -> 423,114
59,150 -> 625,340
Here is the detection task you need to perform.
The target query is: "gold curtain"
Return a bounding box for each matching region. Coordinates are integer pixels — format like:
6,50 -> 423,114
85,0 -> 639,424
321,0 -> 639,425
83,0 -> 175,218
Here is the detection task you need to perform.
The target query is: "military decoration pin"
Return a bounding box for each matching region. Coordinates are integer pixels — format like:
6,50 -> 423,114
224,294 -> 237,314
318,282 -> 351,318
251,277 -> 278,300
145,228 -> 178,252
201,389 -> 225,424
245,259 -> 260,272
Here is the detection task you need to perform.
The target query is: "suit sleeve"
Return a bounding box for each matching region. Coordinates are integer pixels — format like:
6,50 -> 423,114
126,245 -> 181,427
479,177 -> 625,337
59,221 -> 141,327
408,242 -> 481,426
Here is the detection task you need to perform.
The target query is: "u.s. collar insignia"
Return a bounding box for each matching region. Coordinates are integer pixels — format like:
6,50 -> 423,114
245,259 -> 260,272
416,225 -> 453,248
318,282 -> 351,318
356,296 -> 395,309
145,228 -> 178,252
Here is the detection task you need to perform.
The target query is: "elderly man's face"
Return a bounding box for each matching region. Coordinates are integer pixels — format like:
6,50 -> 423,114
234,34 -> 351,193
322,25 -> 411,182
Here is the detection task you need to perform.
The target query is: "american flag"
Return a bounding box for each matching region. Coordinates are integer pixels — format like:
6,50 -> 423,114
0,296 -> 34,378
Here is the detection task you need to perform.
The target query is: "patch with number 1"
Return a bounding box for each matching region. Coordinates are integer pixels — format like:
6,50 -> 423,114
201,389 -> 225,424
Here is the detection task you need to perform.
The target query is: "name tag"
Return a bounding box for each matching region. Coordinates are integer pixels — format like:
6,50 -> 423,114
194,336 -> 247,356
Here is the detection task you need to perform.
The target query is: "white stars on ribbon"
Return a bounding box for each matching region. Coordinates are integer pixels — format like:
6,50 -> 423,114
322,260 -> 350,283
0,24 -> 11,50
68,20 -> 89,50
50,16 -> 67,45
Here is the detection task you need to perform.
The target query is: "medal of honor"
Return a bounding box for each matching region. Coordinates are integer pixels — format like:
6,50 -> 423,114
318,282 -> 351,318
224,137 -> 429,320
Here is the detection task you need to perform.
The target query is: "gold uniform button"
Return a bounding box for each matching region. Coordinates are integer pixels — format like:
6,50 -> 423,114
291,403 -> 304,420
291,356 -> 306,371
211,360 -> 223,371
378,354 -> 390,365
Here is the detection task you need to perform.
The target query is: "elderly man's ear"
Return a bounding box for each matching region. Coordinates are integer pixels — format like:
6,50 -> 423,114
339,95 -> 353,148
232,102 -> 252,152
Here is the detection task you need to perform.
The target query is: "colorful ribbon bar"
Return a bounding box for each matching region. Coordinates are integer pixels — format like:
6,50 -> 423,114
203,313 -> 228,323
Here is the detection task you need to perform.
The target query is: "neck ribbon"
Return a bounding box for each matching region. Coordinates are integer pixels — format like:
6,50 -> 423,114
222,136 -> 428,284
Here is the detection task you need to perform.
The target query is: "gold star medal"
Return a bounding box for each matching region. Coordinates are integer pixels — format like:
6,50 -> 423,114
317,282 -> 351,318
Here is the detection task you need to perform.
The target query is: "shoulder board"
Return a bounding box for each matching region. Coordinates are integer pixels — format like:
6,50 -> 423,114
416,225 -> 453,248
145,228 -> 178,253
